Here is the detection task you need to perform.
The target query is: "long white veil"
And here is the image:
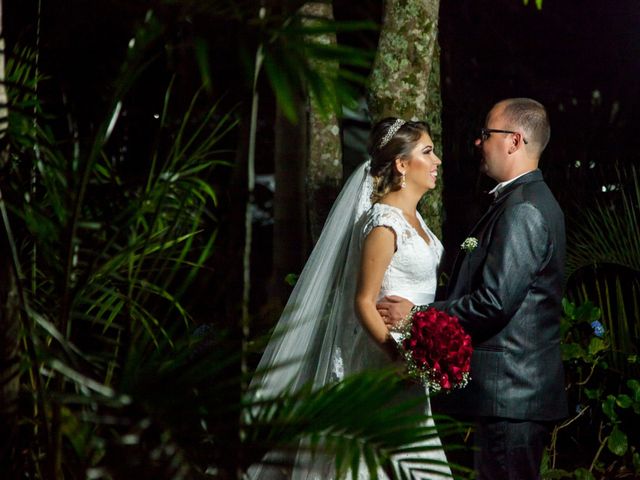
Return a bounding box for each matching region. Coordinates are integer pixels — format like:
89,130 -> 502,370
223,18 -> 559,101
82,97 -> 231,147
247,160 -> 373,478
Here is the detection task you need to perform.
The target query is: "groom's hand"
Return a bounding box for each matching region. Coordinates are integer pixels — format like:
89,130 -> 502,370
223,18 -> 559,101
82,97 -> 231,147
376,295 -> 414,328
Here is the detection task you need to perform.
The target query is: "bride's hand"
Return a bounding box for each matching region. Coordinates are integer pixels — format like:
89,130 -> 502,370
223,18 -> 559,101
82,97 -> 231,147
376,295 -> 414,329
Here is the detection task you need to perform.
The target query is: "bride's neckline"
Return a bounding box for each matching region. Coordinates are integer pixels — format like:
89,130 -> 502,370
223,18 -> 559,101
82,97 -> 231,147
375,203 -> 431,245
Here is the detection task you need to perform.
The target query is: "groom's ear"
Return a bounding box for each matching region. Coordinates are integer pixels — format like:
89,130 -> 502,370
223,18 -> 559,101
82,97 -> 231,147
509,132 -> 525,154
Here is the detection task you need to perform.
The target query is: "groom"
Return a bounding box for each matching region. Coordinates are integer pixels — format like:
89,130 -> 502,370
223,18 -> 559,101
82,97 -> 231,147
379,98 -> 568,479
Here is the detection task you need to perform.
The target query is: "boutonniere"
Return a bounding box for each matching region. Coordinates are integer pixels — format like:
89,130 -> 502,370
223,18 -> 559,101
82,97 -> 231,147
460,237 -> 478,253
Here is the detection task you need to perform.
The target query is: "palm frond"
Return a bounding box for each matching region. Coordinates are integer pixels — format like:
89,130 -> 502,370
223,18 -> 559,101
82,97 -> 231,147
566,164 -> 640,375
259,11 -> 375,123
567,165 -> 640,276
1,25 -> 237,473
244,369 -> 470,479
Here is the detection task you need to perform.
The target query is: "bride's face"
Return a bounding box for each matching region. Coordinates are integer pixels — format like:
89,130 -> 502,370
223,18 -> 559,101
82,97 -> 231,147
402,132 -> 441,192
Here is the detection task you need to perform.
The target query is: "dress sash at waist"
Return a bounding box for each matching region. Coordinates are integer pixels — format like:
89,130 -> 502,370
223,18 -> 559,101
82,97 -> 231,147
378,290 -> 435,305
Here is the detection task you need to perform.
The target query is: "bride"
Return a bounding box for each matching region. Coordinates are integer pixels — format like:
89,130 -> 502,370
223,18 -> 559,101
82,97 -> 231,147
248,118 -> 452,479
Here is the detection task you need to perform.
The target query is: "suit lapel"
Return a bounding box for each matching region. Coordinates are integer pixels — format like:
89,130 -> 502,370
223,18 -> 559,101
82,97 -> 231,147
467,170 -> 542,236
446,199 -> 501,296
446,170 -> 544,297
470,170 -> 542,236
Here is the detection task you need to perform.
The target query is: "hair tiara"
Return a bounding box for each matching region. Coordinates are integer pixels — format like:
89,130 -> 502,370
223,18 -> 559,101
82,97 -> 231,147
379,118 -> 406,148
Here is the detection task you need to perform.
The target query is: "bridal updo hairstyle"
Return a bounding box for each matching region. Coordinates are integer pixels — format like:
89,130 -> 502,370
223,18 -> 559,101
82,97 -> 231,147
367,117 -> 431,204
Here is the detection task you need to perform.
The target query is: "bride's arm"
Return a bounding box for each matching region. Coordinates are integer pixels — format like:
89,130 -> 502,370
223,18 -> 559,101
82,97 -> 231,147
354,226 -> 398,358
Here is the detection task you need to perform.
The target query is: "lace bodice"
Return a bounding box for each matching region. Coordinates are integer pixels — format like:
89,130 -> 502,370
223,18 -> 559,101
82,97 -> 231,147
361,203 -> 443,304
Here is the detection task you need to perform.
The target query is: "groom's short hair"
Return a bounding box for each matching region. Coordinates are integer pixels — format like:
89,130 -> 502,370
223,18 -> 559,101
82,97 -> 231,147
501,98 -> 551,155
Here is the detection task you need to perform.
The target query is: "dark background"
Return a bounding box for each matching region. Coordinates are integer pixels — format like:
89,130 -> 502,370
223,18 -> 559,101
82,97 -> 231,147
6,0 -> 640,310
4,2 -> 639,475
438,0 -> 640,268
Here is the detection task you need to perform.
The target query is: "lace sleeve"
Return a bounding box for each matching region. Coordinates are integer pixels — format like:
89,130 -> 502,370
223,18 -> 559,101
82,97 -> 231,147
362,204 -> 408,250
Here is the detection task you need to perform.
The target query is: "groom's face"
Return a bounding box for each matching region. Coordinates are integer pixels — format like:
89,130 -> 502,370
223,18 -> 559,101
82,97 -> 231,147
477,104 -> 511,182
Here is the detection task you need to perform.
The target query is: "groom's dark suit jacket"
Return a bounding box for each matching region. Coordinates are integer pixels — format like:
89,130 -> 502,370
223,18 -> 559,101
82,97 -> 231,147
433,170 -> 568,421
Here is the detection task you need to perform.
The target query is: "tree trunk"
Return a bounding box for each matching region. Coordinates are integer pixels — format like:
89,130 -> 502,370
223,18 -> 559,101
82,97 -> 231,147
271,93 -> 308,303
367,0 -> 443,239
300,2 -> 342,244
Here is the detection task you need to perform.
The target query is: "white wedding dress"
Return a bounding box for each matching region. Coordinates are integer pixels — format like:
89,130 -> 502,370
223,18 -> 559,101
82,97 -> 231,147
346,203 -> 452,480
247,162 -> 453,480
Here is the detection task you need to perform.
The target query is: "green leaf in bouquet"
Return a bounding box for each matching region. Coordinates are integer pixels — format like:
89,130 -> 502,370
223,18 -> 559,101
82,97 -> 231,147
607,425 -> 628,456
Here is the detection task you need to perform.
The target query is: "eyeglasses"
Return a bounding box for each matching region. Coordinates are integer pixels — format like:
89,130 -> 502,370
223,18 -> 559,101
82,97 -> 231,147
480,128 -> 528,144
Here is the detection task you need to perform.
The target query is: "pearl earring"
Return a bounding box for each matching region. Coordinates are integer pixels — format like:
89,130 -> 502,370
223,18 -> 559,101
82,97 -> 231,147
401,171 -> 406,189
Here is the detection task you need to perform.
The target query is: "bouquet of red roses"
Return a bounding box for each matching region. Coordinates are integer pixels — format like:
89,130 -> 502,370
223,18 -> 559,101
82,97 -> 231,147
391,306 -> 472,393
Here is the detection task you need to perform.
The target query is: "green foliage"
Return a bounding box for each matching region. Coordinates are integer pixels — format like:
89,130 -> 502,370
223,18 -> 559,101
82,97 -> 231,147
522,0 -> 544,10
566,166 -> 640,375
0,18 -> 238,475
189,4 -> 376,124
2,47 -> 44,144
284,272 -> 299,286
567,166 -> 640,273
245,369 -> 470,479
0,7 -> 467,480
543,299 -> 640,479
260,12 -> 376,123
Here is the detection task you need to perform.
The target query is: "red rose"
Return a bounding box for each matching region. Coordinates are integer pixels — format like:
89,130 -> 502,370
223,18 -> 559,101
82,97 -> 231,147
395,307 -> 473,393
